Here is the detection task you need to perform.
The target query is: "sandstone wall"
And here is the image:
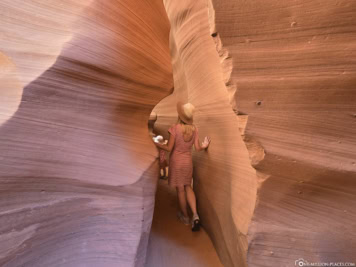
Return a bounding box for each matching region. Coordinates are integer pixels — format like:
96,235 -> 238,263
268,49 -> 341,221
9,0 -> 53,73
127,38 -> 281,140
209,1 -> 356,266
1,0 -> 355,266
153,1 -> 258,266
154,0 -> 356,266
0,0 -> 172,266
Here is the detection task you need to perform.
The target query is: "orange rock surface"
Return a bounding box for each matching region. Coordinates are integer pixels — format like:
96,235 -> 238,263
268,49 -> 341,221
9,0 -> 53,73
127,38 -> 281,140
210,0 -> 356,266
1,0 -> 355,266
154,0 -> 356,266
153,1 -> 258,266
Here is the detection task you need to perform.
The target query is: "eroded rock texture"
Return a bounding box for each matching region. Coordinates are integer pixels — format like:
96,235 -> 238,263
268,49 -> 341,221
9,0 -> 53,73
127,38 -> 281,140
154,0 -> 356,267
1,0 -> 355,266
210,1 -> 356,266
0,0 -> 172,266
153,0 -> 258,266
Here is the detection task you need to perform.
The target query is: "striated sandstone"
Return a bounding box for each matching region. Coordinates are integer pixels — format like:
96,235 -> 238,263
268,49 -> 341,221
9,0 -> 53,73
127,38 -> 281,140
153,0 -> 258,266
1,0 -> 355,266
209,0 -> 356,266
154,0 -> 356,266
0,0 -> 172,266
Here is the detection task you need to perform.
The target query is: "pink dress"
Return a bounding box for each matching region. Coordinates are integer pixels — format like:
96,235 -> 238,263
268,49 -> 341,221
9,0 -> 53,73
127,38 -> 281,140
168,124 -> 198,187
159,149 -> 168,168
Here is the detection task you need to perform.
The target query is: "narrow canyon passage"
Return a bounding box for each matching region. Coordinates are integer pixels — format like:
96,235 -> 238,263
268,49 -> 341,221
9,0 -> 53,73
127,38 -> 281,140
145,179 -> 223,267
1,0 -> 355,266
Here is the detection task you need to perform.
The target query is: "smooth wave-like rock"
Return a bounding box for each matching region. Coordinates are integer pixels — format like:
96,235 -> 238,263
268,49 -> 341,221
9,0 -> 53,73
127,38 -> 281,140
1,0 -> 355,266
154,0 -> 356,266
0,0 -> 172,266
209,0 -> 356,266
153,0 -> 258,266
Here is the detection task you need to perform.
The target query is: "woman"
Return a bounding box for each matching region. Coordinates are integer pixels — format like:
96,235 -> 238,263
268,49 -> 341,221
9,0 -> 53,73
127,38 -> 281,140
154,102 -> 210,231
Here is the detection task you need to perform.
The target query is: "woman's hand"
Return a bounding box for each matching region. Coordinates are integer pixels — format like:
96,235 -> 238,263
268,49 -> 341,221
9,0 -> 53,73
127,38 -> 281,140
201,136 -> 211,149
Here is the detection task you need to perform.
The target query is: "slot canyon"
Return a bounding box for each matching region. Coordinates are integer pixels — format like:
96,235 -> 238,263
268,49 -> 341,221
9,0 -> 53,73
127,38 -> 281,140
0,0 -> 355,266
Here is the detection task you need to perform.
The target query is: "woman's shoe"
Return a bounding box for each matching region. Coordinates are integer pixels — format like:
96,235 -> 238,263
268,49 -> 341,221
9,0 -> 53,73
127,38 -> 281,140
177,211 -> 190,226
191,214 -> 200,232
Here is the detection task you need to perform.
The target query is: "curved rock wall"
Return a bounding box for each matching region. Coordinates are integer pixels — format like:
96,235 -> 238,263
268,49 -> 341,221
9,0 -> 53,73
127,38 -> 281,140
1,0 -> 355,266
0,0 -> 172,266
154,0 -> 356,266
153,0 -> 258,266
209,0 -> 356,266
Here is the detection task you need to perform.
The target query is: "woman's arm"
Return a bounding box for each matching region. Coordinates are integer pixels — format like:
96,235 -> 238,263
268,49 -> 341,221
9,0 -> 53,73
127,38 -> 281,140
194,135 -> 211,151
155,134 -> 175,152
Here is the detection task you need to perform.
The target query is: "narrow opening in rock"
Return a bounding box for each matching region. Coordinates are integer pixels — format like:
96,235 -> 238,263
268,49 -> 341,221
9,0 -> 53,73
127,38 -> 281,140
144,106 -> 223,267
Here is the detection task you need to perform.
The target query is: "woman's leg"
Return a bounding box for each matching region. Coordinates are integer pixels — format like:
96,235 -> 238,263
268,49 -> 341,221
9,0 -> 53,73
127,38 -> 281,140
185,185 -> 200,231
184,185 -> 198,216
162,168 -> 168,180
176,186 -> 188,217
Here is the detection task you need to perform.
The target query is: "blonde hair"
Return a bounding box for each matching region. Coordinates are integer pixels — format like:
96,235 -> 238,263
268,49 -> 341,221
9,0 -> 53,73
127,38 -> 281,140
178,117 -> 195,141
